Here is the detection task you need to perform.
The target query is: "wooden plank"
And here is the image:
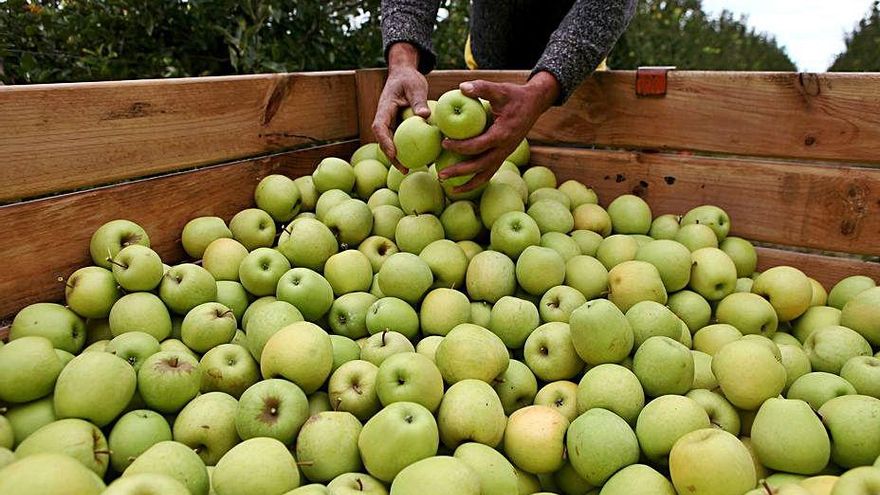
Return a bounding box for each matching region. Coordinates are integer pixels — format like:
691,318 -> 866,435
0,72 -> 359,203
530,146 -> 880,256
0,140 -> 359,321
355,69 -> 387,144
756,246 -> 880,290
424,70 -> 880,164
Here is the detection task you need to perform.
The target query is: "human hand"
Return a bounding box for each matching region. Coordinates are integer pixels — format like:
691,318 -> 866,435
372,43 -> 431,173
438,71 -> 561,193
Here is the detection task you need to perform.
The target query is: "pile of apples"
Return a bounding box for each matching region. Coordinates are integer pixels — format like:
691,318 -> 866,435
1,89 -> 880,495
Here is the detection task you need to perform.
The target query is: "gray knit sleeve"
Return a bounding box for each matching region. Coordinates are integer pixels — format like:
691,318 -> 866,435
380,0 -> 443,74
532,0 -> 638,104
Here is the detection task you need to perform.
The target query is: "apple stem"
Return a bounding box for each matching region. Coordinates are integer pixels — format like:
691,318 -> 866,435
57,276 -> 75,289
381,330 -> 387,346
219,309 -> 234,318
193,447 -> 201,454
760,479 -> 772,495
270,407 -> 277,415
93,450 -> 112,456
296,460 -> 315,467
106,257 -> 129,270
357,479 -> 364,491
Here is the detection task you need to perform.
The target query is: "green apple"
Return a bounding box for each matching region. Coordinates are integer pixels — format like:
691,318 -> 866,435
325,199 -> 374,247
54,351 -> 136,426
687,247 -> 737,301
626,300 -> 682,348
804,325 -> 872,374
523,322 -> 584,381
330,334 -> 362,372
160,263 -> 217,315
103,473 -> 190,495
560,256 -> 607,303
4,397 -> 57,448
634,239 -> 692,292
277,217 -> 338,271
398,170 -> 445,216
840,356 -> 880,399
390,455 -> 480,495
308,392 -> 332,417
633,336 -> 694,397
359,236 -> 399,273
326,472 -> 387,494
358,401 -> 439,482
752,266 -> 814,322
254,174 -> 302,222
368,187 -> 400,209
736,277 -> 755,292
15,418 -> 109,476
465,250 -> 516,303
480,182 -> 525,229
829,275 -> 876,310
490,211 -> 541,259
522,166 -> 557,193
809,278 -> 828,306
324,250 -> 373,296
534,380 -> 579,422
377,252 -> 433,305
712,339 -> 786,410
453,442 -> 518,495
214,281 -> 248,322
181,302 -> 236,353
719,236 -> 758,278
366,297 -> 419,339
608,260 -> 668,311
0,336 -> 64,403
109,293 -> 172,341
395,213 -> 444,254
555,178 -> 594,205
681,205 -> 730,241
361,331 -> 415,366
394,117 -> 443,170
435,323 -> 509,384
819,394 -> 880,468
493,359 -> 538,415
492,169 -> 529,203
595,234 -> 639,270
693,324 -> 742,355
202,238 -> 248,281
751,398 -> 830,474
606,194 -> 651,234
138,351 -> 201,413
420,288 -> 471,336
260,321 -> 333,394
296,411 -> 363,483
313,157 -> 356,193
437,379 -> 506,449
787,371 -> 857,410
540,232 -> 580,262
416,335 -> 444,361
668,428 -> 756,495
829,466 -> 880,494
635,395 -> 711,465
569,298 -> 634,365
503,405 -> 569,475
515,246 -> 566,296
600,463 -> 675,495
419,239 -> 468,289
235,378 -> 308,444
63,266 -> 121,319
576,364 -> 645,425
434,89 -> 487,139
276,268 -> 334,322
841,286 -> 880,346
10,303 -> 86,353
294,175 -> 320,211
371,204 -> 405,240
238,247 -> 290,296
530,188 -> 571,211
435,150 -> 480,199
572,204 -> 612,236
779,343 -> 812,392
212,437 -> 300,494
180,217 -> 232,262
90,219 -> 150,269
199,343 -> 259,398
109,245 -> 164,291
527,199 -> 574,234
691,350 -> 717,389
352,142 -> 391,166
667,290 -> 711,333
674,223 -> 719,251
440,201 -> 482,241
0,453 -> 105,494
315,189 -> 351,221
538,285 -> 586,323
354,159 -> 389,199
328,292 -> 377,339
386,165 -> 407,192
715,292 -> 779,337
649,214 -> 681,240
376,352 -> 444,412
229,208 -> 276,250
685,389 -> 741,435
245,300 -> 304,361
172,392 -> 239,466
567,408 -> 639,485
502,137 -> 530,166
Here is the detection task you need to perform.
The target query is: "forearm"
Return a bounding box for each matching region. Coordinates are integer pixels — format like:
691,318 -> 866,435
381,0 -> 442,74
532,0 -> 637,103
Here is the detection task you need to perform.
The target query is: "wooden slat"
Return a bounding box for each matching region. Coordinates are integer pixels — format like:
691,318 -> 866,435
0,140 -> 359,321
0,72 -> 359,203
422,70 -> 880,165
530,146 -> 880,256
756,247 -> 880,290
355,69 -> 387,144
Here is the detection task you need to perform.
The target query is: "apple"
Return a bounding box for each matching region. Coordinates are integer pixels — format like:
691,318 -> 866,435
787,371 -> 857,410
394,117 -> 443,170
576,363 -> 645,425
607,260 -> 668,311
778,343 -> 811,392
213,281 -> 247,322
327,358 -> 381,420
10,302 -> 86,353
750,398 -> 830,474
600,464 -> 676,495
567,408 -> 639,485
103,473 -> 190,495
605,195 -> 650,234
841,286 -> 880,346
569,299 -> 634,365
692,323 -> 743,356
557,179 -> 596,207
296,412 -> 363,483
479,183 -> 525,229
681,389 -> 740,436
368,188 -> 400,209
466,250 -> 517,303
685,247 -> 737,301
325,199 -> 374,247
635,395 -> 712,466
712,339 -> 786,410
516,246 -> 566,296
809,278 -> 828,306
315,189 -> 352,221
63,266 -> 120,319
324,249 -> 373,296
398,170 -> 445,216
435,323 -> 509,384
372,204 -> 406,239
420,288 -> 471,336
235,378 -> 308,445
715,292 -> 779,337
649,214 -> 681,240
395,213 -> 445,254
572,203 -> 612,236
691,350 -> 718,389
522,321 -> 583,381
202,238 -> 248,281
487,296 -> 539,348
330,334 -> 362,372
419,239 -> 468,289
0,453 -> 106,495
354,159 -> 389,199
159,263 -> 217,315
840,356 -> 880,399
538,285 -> 586,323
15,418 -> 110,476
54,351 -> 136,426
522,166 -> 557,193
454,442 -> 518,495
492,170 -> 529,203
275,268 -> 333,321
819,394 -> 880,468
437,379 -> 506,449
440,201 -> 483,241
540,232 -> 580,262
326,472 -> 387,494
106,245 -> 164,293
752,266 -> 814,322
245,300 -> 304,361
108,293 -> 172,342
212,437 -> 300,494
529,187 -> 571,209
0,336 -> 64,403
681,205 -> 731,241
435,150 -> 481,199
828,275 -> 876,310
138,351 -> 201,413
493,359 -> 538,415
376,352 -> 445,412
313,157 -> 356,194
361,331 -> 415,366
390,455 -> 481,495
534,380 -> 579,422
674,223 -> 719,251
294,175 -> 320,211
351,141 -> 391,166
417,335 -> 444,361
527,199 -> 574,235
504,137 -> 530,166
90,219 -> 150,269
260,322 -> 333,394
359,236 -> 399,272
667,290 -> 712,334
386,165 -> 407,192
570,230 -> 603,258
199,343 -> 259,398
804,325 -> 872,374
719,236 -> 758,278
366,297 -> 419,339
3,397 -> 57,448
277,217 -> 339,271
626,300 -> 682,348
634,239 -> 692,292
328,292 -> 378,339
377,252 -> 434,305
434,89 -> 487,139
253,174 -> 302,222
85,317 -> 113,345
633,336 -> 694,397
171,392 -> 239,466
668,428 -> 756,495
490,211 -> 541,259
229,208 -> 276,250
181,302 -> 236,353
358,401 -> 439,482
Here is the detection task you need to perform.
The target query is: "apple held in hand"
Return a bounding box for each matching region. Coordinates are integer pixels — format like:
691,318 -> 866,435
394,117 -> 443,170
434,89 -> 487,140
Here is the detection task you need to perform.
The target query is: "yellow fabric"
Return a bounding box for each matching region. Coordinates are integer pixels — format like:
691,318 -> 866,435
464,33 -> 609,71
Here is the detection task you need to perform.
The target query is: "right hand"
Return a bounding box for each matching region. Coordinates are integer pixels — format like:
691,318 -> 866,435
372,43 -> 431,173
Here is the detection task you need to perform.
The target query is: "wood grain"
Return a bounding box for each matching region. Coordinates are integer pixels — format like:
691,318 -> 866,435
0,72 -> 359,203
756,247 -> 880,290
355,69 -> 387,144
530,146 -> 880,256
423,70 -> 880,164
0,140 -> 359,321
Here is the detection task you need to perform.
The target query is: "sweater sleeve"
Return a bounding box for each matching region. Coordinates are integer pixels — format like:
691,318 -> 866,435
532,0 -> 638,104
380,0 -> 443,74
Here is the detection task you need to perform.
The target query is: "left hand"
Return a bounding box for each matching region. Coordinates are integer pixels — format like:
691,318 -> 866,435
438,71 -> 561,193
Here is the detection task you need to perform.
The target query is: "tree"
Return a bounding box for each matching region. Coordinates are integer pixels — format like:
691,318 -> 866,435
829,1 -> 880,71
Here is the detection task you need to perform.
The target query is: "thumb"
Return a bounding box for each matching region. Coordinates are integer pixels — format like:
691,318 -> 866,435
460,80 -> 506,104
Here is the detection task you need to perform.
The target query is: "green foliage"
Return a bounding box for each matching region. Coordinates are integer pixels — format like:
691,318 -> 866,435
829,1 -> 880,71
1,0 -> 799,85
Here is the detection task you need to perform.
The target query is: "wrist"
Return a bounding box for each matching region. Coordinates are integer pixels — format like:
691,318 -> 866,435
526,71 -> 562,110
388,42 -> 421,72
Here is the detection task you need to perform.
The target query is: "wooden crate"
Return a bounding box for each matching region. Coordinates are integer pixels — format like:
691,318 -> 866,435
1,69 -> 879,332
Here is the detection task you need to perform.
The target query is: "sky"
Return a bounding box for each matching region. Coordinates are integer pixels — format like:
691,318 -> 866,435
701,0 -> 875,71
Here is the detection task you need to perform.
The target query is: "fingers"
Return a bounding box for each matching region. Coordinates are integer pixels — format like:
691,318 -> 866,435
442,124 -> 505,156
371,106 -> 397,162
460,80 -> 509,105
406,81 -> 431,119
453,162 -> 498,193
